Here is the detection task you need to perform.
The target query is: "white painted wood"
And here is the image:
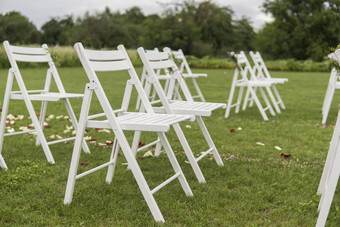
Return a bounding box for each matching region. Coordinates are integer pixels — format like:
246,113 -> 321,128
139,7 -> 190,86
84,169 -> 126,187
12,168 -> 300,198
68,42 -> 195,222
0,41 -> 89,169
225,51 -> 277,121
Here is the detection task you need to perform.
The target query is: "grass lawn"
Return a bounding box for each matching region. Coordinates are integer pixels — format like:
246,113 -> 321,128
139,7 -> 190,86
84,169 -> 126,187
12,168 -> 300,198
0,66 -> 339,226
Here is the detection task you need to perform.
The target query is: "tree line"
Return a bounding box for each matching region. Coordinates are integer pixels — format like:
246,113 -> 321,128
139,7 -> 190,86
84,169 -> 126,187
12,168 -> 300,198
0,0 -> 339,61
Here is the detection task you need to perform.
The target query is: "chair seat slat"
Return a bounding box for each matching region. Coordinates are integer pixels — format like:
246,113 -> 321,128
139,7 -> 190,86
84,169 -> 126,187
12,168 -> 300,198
12,53 -> 50,62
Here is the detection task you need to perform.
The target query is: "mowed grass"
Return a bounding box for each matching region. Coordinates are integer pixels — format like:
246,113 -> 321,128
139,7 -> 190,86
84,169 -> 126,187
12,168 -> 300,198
0,65 -> 339,226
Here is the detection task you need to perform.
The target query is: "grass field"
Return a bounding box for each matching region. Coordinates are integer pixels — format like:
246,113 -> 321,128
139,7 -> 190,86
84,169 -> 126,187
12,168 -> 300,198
0,66 -> 339,226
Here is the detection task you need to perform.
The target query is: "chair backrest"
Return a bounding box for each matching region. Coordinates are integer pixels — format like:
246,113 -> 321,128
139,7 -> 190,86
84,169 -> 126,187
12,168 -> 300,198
249,51 -> 271,80
74,43 -> 155,115
163,48 -> 192,75
234,51 -> 257,82
3,41 -> 66,93
138,47 -> 194,103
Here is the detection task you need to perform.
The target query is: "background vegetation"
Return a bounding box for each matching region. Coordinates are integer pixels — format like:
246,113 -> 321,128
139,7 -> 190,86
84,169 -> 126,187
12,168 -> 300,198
0,0 -> 339,62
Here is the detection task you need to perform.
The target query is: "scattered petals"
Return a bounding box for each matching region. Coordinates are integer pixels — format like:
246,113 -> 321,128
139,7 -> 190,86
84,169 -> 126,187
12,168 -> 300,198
106,140 -> 114,145
63,129 -> 70,134
56,115 -> 64,119
49,135 -> 56,139
19,126 -> 29,131
121,163 -> 128,166
17,115 -> 24,120
280,153 -> 291,158
72,130 -> 76,135
7,128 -> 15,133
256,142 -> 265,146
98,129 -> 110,133
98,143 -> 106,146
138,157 -> 145,160
80,162 -> 88,166
6,114 -> 15,120
47,114 -> 55,119
63,116 -> 70,119
89,140 -> 97,144
44,125 -> 51,128
237,127 -> 242,130
56,135 -> 63,139
84,136 -> 92,141
95,128 -> 100,131
185,125 -> 192,129
184,160 -> 190,164
43,122 -> 48,126
143,151 -> 154,157
138,141 -> 145,147
274,146 -> 282,151
66,125 -> 73,130
90,138 -> 96,141
230,129 -> 235,133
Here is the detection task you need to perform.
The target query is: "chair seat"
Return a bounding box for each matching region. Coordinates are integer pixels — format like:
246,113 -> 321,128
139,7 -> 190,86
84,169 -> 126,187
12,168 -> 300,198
259,78 -> 288,84
86,112 -> 195,132
237,80 -> 275,87
182,73 -> 207,78
11,92 -> 84,101
153,101 -> 226,116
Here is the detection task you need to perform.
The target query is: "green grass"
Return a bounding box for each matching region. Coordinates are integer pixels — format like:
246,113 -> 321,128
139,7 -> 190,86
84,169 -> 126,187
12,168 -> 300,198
0,66 -> 339,226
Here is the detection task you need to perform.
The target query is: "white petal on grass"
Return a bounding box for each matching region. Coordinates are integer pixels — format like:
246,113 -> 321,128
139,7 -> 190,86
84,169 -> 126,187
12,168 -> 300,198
19,126 -> 29,131
256,142 -> 265,146
56,115 -> 63,119
185,125 -> 192,129
66,125 -> 73,130
17,115 -> 24,120
72,130 -> 76,135
48,114 -> 55,119
7,114 -> 15,120
98,143 -> 106,146
84,136 -> 92,141
63,129 -> 70,134
43,122 -> 48,126
49,135 -> 56,139
56,135 -> 63,139
237,127 -> 242,130
63,116 -> 70,119
143,151 -> 154,157
98,129 -> 111,133
274,146 -> 282,151
7,128 -> 15,133
121,163 -> 128,166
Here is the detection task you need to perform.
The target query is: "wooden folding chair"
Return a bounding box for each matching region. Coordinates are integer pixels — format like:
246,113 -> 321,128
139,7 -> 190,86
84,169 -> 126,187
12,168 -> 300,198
316,109 -> 340,226
0,41 -> 89,169
164,48 -> 207,102
225,51 -> 276,121
321,50 -> 340,125
65,42 -> 194,222
249,51 -> 287,111
136,47 -> 225,183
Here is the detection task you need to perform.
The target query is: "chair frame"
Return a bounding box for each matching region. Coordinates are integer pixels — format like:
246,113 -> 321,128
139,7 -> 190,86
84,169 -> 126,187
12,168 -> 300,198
65,43 -> 195,222
225,51 -> 276,121
136,47 -> 225,183
321,50 -> 340,125
0,41 -> 89,169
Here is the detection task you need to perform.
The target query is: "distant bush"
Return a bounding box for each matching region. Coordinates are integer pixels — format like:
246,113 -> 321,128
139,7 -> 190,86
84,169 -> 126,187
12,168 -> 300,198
0,45 -> 331,72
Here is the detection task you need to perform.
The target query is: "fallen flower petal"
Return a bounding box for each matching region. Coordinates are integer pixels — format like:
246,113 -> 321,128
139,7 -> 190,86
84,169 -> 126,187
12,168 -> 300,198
98,143 -> 106,146
63,116 -> 70,119
6,114 -> 15,120
143,151 -> 154,157
49,135 -> 56,139
80,162 -> 88,166
56,135 -> 63,139
16,115 -> 24,120
185,125 -> 192,129
95,128 -> 100,131
106,140 -> 114,145
256,142 -> 265,146
90,138 -> 96,141
230,129 -> 235,133
280,153 -> 291,158
138,157 -> 145,160
237,127 -> 242,130
56,115 -> 63,119
7,128 -> 15,133
84,136 -> 92,141
98,129 -> 111,133
275,146 -> 282,151
138,141 -> 145,147
121,163 -> 128,166
48,114 -> 55,119
63,129 -> 70,134
72,130 -> 76,135
66,125 -> 73,130
44,125 -> 51,128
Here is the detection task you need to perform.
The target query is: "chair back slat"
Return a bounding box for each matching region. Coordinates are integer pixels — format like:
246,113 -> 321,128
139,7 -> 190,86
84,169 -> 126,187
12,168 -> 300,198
149,59 -> 175,70
89,60 -> 131,72
10,45 -> 48,55
84,49 -> 125,61
144,51 -> 169,61
12,53 -> 50,62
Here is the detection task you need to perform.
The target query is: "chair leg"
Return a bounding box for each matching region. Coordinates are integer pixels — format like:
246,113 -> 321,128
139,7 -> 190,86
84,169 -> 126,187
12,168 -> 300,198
64,85 -> 93,204
235,86 -> 244,113
272,84 -> 285,109
265,87 -> 281,114
154,141 -> 162,157
36,100 -> 48,146
249,87 -> 257,107
172,123 -> 206,183
106,138 -> 120,184
242,88 -> 251,111
63,99 -> 90,154
0,71 -> 14,169
249,87 -> 269,121
191,78 -> 205,102
158,132 -> 193,196
258,87 -> 275,116
196,116 -> 223,166
131,131 -> 142,157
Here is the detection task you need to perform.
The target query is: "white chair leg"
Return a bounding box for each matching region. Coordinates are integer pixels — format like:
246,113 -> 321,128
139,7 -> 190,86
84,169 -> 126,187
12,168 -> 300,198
242,88 -> 251,111
172,123 -> 206,183
258,87 -> 275,116
154,141 -> 162,157
64,85 -> 93,204
131,131 -> 142,157
249,87 -> 257,107
0,71 -> 14,169
196,116 -> 223,166
235,86 -> 245,113
265,87 -> 281,114
191,78 -> 205,102
36,100 -> 48,146
249,87 -> 269,121
272,84 -> 285,109
106,138 -> 120,184
322,87 -> 335,125
158,132 -> 193,196
63,99 -> 90,154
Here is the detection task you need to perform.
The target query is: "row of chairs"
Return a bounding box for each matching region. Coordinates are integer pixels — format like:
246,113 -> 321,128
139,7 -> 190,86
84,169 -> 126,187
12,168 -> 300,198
0,41 -> 286,222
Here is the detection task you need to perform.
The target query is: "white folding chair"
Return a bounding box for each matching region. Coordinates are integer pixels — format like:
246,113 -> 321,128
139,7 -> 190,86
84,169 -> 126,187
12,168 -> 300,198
316,109 -> 340,226
321,50 -> 340,125
65,43 -> 194,222
249,51 -> 287,111
0,41 -> 89,169
225,51 -> 276,121
164,48 -> 207,102
136,47 -> 225,183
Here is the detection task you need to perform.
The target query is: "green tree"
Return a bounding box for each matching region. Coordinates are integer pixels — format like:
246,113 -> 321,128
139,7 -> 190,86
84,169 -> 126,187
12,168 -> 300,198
0,11 -> 40,44
257,0 -> 340,61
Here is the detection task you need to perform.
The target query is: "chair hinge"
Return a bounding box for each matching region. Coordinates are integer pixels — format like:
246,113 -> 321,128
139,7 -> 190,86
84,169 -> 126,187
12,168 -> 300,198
87,81 -> 98,90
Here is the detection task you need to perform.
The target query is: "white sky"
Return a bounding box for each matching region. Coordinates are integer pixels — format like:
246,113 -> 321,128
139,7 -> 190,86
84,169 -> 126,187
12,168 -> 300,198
0,0 -> 273,30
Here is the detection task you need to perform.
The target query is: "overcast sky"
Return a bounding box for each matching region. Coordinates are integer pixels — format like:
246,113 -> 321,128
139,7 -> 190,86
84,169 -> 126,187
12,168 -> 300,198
1,0 -> 273,30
